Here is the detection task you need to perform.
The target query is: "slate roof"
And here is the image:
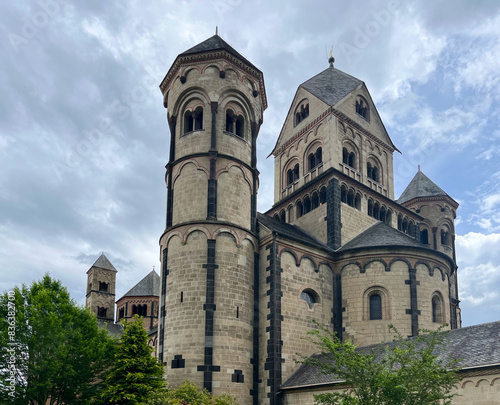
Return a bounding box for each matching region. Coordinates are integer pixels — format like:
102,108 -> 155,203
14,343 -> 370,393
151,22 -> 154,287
91,253 -> 117,272
180,34 -> 258,71
257,213 -> 333,253
119,270 -> 160,300
283,321 -> 500,389
300,66 -> 362,107
98,320 -> 124,337
398,171 -> 452,205
337,221 -> 425,252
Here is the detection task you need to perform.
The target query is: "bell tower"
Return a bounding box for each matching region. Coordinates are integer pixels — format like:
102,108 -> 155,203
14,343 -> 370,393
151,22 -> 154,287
158,35 -> 266,405
85,253 -> 117,323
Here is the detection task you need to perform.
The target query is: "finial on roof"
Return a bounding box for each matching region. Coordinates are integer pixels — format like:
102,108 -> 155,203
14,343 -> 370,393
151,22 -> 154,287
418,164 -> 421,172
328,45 -> 334,68
216,26 -> 218,35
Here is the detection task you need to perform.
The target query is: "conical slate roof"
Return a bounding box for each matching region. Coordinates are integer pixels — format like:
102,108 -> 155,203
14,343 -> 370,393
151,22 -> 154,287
119,270 -> 160,299
180,34 -> 258,70
300,66 -> 362,107
91,253 -> 117,272
338,221 -> 424,252
397,171 -> 450,205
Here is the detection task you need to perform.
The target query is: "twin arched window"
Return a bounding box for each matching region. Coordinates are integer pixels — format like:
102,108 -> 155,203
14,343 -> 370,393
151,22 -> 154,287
99,282 -> 109,292
97,306 -> 108,318
342,147 -> 356,169
308,147 -> 323,171
367,162 -> 379,183
286,164 -> 300,186
225,109 -> 244,137
183,106 -> 203,134
295,102 -> 309,126
355,96 -> 370,120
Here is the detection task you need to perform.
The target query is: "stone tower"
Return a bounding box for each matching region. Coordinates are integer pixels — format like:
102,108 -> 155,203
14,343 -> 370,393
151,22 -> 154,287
158,35 -> 266,405
85,253 -> 117,323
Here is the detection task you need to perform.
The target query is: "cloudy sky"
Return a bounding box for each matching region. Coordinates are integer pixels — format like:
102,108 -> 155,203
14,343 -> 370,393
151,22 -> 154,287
1,0 -> 499,327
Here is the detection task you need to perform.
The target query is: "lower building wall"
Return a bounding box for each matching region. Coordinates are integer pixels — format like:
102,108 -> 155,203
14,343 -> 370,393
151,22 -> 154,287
340,202 -> 378,244
282,372 -> 500,405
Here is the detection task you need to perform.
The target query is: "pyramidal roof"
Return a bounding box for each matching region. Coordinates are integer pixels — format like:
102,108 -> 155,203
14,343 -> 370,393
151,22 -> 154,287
300,66 -> 363,107
119,270 -> 160,300
91,253 -> 117,272
397,171 -> 451,205
338,221 -> 425,252
180,34 -> 258,71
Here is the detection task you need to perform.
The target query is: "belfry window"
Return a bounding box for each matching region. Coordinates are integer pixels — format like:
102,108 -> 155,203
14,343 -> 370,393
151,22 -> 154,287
367,162 -> 379,182
308,147 -> 323,171
225,109 -> 244,137
183,106 -> 203,133
97,307 -> 107,318
286,163 -> 299,186
295,102 -> 309,126
99,282 -> 108,292
342,147 -> 356,169
369,294 -> 382,320
355,96 -> 370,120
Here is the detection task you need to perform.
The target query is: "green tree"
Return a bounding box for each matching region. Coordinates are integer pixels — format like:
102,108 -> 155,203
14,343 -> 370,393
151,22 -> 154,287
147,380 -> 239,405
299,323 -> 460,405
0,274 -> 116,404
97,315 -> 165,404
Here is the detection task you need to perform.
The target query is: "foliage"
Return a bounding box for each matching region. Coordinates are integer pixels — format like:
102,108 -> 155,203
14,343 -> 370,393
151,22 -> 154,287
0,274 -> 116,404
299,322 -> 460,405
146,380 -> 239,405
97,315 -> 165,404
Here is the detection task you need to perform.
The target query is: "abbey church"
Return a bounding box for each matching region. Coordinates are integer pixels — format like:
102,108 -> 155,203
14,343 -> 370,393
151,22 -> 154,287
85,35 -> 500,405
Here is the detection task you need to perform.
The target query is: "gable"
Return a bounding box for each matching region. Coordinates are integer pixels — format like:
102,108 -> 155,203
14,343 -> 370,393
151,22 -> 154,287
334,83 -> 397,152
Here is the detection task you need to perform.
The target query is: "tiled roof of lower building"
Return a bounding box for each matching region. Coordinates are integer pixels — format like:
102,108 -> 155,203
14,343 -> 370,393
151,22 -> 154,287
283,321 -> 500,389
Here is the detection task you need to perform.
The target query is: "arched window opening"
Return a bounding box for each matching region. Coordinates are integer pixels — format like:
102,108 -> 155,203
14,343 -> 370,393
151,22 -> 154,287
286,163 -> 300,186
342,147 -> 348,165
355,193 -> 362,211
320,187 -> 327,204
380,206 -> 386,223
347,189 -> 355,207
368,199 -> 373,217
132,304 -> 137,315
300,289 -> 319,309
118,307 -> 124,320
235,115 -> 244,137
402,218 -> 408,234
184,110 -> 194,133
304,196 -> 311,214
385,210 -> 392,226
432,294 -> 443,323
296,201 -> 303,218
97,307 -> 107,318
373,203 -> 380,220
421,229 -> 429,245
408,221 -> 416,237
356,97 -> 370,120
341,185 -> 348,203
441,229 -> 449,245
367,162 -> 379,182
279,210 -> 286,223
99,282 -> 108,292
348,152 -> 355,168
193,106 -> 203,130
369,294 -> 382,320
311,192 -> 319,210
273,213 -> 279,221
397,214 -> 403,230
295,102 -> 310,126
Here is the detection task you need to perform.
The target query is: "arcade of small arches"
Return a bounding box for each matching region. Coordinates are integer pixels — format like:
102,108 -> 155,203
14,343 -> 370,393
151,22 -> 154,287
116,303 -> 150,321
273,185 -> 327,222
284,146 -> 323,188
